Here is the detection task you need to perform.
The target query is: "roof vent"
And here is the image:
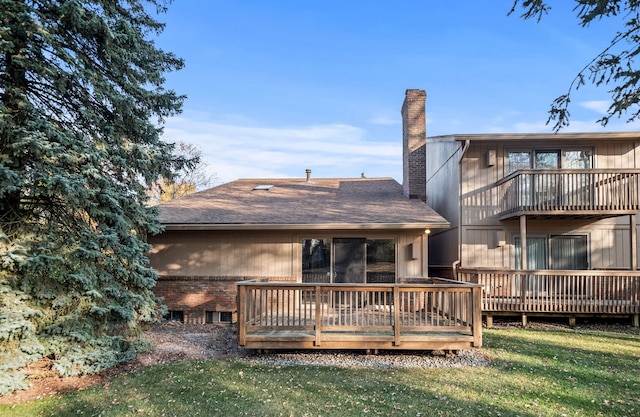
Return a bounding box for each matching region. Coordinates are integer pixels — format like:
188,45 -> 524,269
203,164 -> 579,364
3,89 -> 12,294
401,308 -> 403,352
253,184 -> 274,191
305,169 -> 311,182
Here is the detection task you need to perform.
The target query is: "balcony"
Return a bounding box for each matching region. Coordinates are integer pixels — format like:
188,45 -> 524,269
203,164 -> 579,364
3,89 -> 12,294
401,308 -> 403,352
496,169 -> 640,219
236,278 -> 483,351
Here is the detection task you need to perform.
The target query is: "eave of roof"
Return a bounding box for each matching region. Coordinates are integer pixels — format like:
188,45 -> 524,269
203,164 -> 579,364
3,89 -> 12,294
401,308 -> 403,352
428,131 -> 640,142
163,222 -> 450,231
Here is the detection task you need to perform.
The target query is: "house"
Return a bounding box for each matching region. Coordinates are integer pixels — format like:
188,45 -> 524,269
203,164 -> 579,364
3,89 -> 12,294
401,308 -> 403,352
421,96 -> 640,326
147,89 -> 450,325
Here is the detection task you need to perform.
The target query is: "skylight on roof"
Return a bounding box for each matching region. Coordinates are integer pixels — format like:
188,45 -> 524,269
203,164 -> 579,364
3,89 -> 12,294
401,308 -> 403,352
253,184 -> 274,191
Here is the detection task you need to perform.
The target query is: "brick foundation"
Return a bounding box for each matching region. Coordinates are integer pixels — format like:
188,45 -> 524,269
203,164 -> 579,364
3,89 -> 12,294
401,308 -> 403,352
153,276 -> 297,324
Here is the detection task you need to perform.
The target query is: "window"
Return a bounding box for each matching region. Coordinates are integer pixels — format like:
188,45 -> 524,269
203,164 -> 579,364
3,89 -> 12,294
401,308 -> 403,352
302,238 -> 396,283
366,239 -> 396,283
508,151 -> 532,173
535,150 -> 560,169
564,150 -> 592,169
506,148 -> 592,174
206,311 -> 233,323
164,310 -> 184,323
550,235 -> 588,269
514,236 -> 548,270
302,238 -> 331,283
514,235 -> 588,270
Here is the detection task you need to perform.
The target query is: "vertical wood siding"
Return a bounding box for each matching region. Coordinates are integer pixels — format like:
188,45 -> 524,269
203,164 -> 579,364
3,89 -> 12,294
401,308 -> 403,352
149,231 -> 296,277
148,230 -> 430,279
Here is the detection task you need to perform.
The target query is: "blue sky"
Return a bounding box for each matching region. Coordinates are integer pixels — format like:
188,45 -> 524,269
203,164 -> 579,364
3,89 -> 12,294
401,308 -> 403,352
155,1 -> 638,184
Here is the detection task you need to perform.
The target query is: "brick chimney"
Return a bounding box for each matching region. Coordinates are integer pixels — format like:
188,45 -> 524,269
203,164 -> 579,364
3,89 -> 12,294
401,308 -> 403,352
401,89 -> 426,201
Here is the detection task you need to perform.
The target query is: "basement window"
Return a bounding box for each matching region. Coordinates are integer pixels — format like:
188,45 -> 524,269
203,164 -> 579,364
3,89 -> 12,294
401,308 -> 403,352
206,311 -> 233,323
163,310 -> 184,323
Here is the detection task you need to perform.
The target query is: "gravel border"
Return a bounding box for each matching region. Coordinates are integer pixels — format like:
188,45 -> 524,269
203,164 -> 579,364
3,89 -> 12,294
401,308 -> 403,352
243,349 -> 490,369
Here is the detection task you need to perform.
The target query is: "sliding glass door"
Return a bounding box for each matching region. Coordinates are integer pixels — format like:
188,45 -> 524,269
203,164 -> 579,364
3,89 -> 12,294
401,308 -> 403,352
302,237 -> 396,284
332,238 -> 366,284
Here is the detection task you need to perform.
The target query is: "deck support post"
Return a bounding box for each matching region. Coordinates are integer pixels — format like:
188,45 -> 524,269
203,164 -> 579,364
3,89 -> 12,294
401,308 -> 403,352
521,313 -> 527,327
633,314 -> 639,328
519,215 -> 527,269
568,316 -> 576,327
485,314 -> 493,328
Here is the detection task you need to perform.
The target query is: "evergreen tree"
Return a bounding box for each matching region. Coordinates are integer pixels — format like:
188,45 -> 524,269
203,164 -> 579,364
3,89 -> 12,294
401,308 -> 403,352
0,0 -> 184,393
511,0 -> 640,130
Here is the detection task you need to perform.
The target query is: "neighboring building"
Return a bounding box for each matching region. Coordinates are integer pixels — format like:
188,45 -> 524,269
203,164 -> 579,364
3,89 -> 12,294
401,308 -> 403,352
421,94 -> 640,325
147,90 -> 449,324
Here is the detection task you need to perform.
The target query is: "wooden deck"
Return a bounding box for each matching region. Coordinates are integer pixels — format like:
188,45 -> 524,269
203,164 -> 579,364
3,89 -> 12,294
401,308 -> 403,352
457,268 -> 640,326
236,278 -> 483,350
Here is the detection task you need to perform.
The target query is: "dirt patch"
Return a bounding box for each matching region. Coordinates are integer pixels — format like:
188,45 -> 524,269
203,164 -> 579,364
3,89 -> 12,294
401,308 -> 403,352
0,322 -> 244,405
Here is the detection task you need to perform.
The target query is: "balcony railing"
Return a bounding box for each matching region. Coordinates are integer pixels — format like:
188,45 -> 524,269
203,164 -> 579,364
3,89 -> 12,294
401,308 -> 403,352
236,278 -> 483,351
495,169 -> 640,218
457,268 -> 640,318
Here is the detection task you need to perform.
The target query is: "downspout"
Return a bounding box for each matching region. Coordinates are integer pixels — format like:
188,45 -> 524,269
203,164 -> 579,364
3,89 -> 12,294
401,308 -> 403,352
452,139 -> 471,280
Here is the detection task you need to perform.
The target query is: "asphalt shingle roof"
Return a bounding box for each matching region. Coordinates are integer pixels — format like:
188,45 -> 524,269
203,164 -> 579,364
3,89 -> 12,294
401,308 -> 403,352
158,177 -> 449,229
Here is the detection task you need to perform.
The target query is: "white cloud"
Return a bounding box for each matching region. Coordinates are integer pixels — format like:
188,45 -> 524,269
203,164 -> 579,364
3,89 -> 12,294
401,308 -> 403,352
580,100 -> 610,115
162,112 -> 402,183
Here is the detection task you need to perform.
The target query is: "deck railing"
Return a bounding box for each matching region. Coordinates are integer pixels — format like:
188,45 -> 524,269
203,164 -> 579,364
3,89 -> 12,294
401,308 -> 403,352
496,169 -> 640,218
236,278 -> 483,350
457,268 -> 640,317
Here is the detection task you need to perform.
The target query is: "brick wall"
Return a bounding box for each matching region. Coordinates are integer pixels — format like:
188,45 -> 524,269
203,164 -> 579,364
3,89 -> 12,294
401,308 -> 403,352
153,275 -> 297,324
401,89 -> 427,201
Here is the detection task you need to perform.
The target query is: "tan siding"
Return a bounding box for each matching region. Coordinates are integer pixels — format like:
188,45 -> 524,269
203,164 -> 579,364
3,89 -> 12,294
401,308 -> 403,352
148,231 -> 296,277
149,230 -> 428,279
462,228 -> 507,268
595,141 -> 636,169
590,228 -> 631,269
400,233 -> 424,277
461,144 -> 501,225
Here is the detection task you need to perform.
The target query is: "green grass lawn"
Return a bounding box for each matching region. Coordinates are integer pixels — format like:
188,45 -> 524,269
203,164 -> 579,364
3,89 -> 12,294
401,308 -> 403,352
2,325 -> 640,416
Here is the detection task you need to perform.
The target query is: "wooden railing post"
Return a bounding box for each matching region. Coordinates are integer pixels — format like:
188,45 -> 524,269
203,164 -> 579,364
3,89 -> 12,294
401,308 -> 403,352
472,286 -> 483,347
237,284 -> 247,347
314,285 -> 322,346
393,285 -> 401,346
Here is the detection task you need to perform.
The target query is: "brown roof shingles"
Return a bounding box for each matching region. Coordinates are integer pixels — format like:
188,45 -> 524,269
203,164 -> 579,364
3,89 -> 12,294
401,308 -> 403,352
158,177 -> 449,229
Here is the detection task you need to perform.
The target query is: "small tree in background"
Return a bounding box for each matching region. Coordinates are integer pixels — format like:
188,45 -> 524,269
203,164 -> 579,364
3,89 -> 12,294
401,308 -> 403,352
0,0 -> 184,393
148,142 -> 218,204
511,0 -> 640,130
